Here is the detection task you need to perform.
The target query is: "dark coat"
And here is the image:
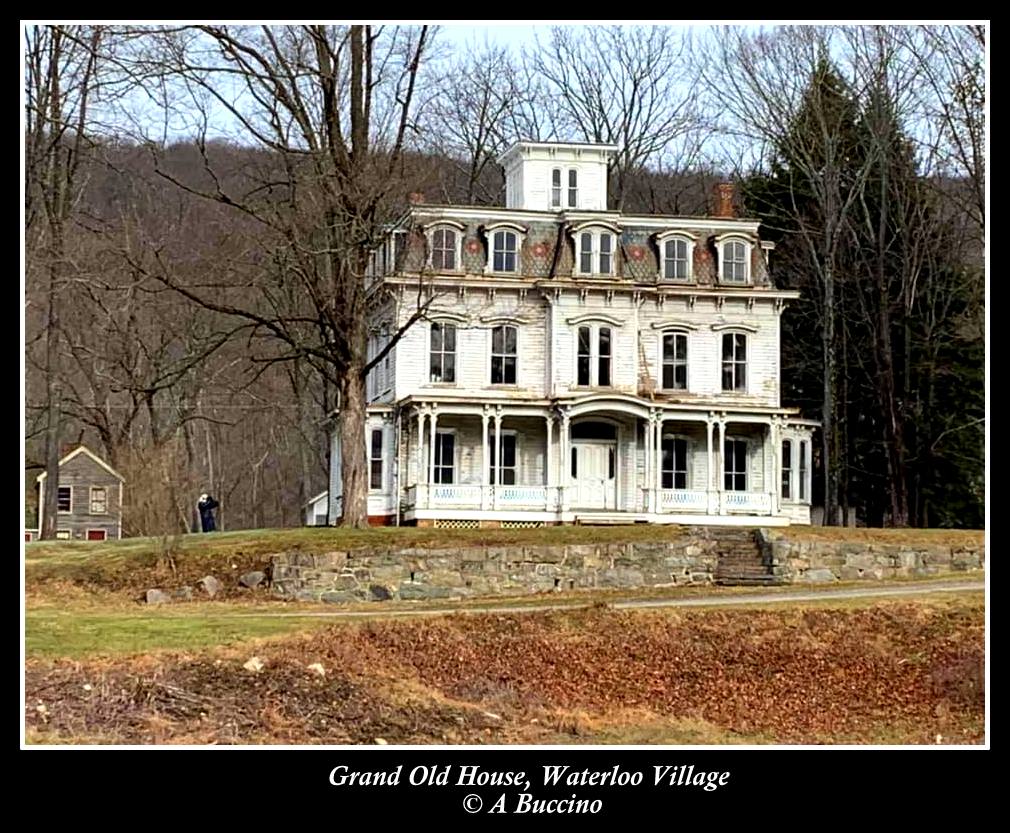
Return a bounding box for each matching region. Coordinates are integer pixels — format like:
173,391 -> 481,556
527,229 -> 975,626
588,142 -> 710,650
198,496 -> 219,532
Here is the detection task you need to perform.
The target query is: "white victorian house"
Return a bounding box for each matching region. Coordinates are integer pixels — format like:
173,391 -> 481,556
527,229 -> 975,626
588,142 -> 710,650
329,141 -> 818,528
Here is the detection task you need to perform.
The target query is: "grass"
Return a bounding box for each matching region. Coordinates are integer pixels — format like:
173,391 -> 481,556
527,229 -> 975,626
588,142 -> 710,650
25,608 -> 330,659
25,581 -> 984,660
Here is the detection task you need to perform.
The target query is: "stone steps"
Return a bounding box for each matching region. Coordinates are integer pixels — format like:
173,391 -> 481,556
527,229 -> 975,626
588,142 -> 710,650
711,528 -> 785,586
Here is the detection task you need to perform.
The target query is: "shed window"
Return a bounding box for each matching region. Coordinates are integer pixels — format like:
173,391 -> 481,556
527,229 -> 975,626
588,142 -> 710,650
90,487 -> 108,514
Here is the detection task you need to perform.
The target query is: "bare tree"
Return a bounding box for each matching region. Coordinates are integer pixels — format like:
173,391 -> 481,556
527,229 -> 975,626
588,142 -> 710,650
527,26 -> 706,208
705,26 -> 878,525
24,25 -> 105,538
122,25 -> 433,528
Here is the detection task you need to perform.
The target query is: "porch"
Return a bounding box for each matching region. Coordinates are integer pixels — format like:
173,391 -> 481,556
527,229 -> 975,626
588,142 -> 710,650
399,400 -> 811,525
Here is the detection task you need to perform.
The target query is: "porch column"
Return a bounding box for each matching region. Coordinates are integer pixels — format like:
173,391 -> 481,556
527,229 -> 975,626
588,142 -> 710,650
705,415 -> 715,514
644,413 -> 653,513
415,408 -> 427,508
545,415 -> 554,511
481,407 -> 490,510
493,408 -> 502,510
653,414 -> 663,514
717,416 -> 727,515
559,410 -> 570,512
769,418 -> 779,517
428,406 -> 438,488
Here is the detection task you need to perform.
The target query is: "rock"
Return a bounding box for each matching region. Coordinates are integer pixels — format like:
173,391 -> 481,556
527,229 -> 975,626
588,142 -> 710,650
804,568 -> 838,583
146,589 -> 171,604
369,584 -> 393,601
374,738 -> 388,746
171,586 -> 194,601
243,656 -> 265,673
200,575 -> 223,598
320,591 -> 356,605
307,662 -> 326,677
239,571 -> 266,589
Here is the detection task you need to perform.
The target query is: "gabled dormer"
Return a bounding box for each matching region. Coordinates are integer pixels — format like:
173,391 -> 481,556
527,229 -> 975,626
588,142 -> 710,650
498,141 -> 618,212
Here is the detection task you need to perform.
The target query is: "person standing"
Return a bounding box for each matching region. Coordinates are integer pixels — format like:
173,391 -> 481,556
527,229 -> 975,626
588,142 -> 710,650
197,493 -> 219,533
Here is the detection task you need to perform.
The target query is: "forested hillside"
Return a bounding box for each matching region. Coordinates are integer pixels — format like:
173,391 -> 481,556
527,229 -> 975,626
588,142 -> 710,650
24,24 -> 985,533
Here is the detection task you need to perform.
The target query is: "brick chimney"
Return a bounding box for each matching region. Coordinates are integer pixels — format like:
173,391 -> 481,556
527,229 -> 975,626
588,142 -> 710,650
407,191 -> 426,205
712,182 -> 736,218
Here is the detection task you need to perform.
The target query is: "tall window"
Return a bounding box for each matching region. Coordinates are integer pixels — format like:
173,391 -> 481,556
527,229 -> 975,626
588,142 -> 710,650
391,230 -> 407,272
781,439 -> 793,499
661,332 -> 688,390
491,325 -> 518,384
599,233 -> 613,275
661,437 -> 689,489
430,228 -> 457,270
489,430 -> 517,485
492,230 -> 518,273
57,486 -> 71,513
577,326 -> 592,386
370,429 -> 384,490
799,441 -> 808,500
90,487 -> 108,514
433,431 -> 455,484
598,327 -> 612,386
721,240 -> 748,283
551,169 -> 562,208
429,322 -> 456,383
662,237 -> 691,281
568,169 -> 578,207
721,333 -> 747,392
576,325 -> 612,387
724,438 -> 747,491
579,232 -> 594,274
577,230 -> 616,276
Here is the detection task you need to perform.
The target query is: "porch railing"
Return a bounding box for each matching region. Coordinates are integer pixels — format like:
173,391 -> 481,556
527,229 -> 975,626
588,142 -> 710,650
721,491 -> 772,514
428,484 -> 484,506
659,489 -> 709,511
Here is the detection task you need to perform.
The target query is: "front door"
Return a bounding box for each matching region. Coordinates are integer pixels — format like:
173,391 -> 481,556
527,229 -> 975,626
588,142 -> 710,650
571,441 -> 617,510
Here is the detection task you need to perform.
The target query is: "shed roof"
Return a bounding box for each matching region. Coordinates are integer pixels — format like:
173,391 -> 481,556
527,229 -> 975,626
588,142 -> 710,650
36,445 -> 125,483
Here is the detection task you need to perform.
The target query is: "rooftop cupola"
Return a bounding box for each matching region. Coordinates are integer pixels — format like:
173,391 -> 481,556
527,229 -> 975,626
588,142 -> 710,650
497,141 -> 618,212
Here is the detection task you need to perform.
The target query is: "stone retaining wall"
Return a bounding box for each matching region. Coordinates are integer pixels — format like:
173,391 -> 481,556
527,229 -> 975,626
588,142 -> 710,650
271,531 -> 722,603
269,529 -> 985,604
758,530 -> 985,583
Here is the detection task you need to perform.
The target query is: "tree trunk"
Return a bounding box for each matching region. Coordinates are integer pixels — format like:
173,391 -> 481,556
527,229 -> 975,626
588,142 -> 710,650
821,263 -> 838,526
339,367 -> 369,528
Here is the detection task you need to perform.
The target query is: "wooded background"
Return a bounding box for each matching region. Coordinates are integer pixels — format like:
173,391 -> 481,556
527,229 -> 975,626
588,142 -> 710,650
23,24 -> 985,534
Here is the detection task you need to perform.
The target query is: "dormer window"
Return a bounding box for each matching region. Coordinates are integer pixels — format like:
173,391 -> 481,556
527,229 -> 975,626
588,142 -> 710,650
483,222 -> 527,275
716,235 -> 752,284
572,223 -> 620,277
656,232 -> 696,282
424,221 -> 465,272
492,231 -> 518,272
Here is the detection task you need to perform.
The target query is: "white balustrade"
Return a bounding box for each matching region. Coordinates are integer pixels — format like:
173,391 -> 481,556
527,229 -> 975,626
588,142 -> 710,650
721,491 -> 772,514
428,484 -> 484,506
659,489 -> 709,511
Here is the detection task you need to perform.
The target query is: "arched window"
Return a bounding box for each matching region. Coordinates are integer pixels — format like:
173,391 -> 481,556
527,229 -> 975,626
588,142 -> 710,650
425,222 -> 465,272
721,332 -> 747,392
490,325 -> 518,385
429,322 -> 456,383
483,222 -> 527,275
656,232 -> 695,282
716,235 -> 752,283
572,222 -> 620,277
661,330 -> 688,390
